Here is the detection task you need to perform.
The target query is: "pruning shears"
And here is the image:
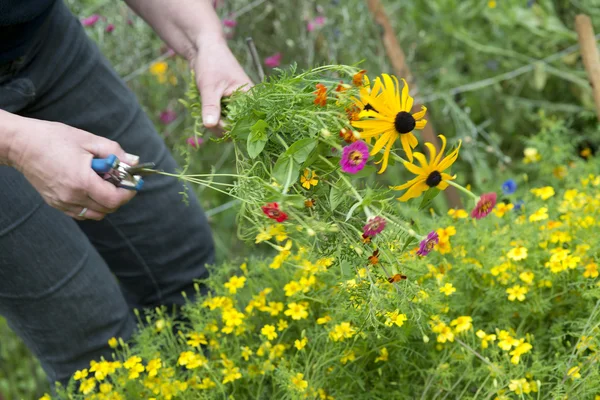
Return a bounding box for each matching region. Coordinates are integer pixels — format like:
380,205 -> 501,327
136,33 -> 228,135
91,154 -> 160,191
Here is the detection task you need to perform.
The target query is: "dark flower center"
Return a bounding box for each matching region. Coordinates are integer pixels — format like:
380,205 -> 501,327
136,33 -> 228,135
364,103 -> 378,113
425,240 -> 436,251
425,171 -> 442,187
349,150 -> 363,165
394,111 -> 416,134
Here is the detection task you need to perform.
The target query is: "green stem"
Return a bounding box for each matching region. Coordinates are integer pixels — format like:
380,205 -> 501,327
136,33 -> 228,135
447,180 -> 479,201
318,155 -> 364,203
275,133 -> 289,150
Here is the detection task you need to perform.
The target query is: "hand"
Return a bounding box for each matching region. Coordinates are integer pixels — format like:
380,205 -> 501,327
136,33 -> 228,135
10,117 -> 138,221
190,35 -> 254,132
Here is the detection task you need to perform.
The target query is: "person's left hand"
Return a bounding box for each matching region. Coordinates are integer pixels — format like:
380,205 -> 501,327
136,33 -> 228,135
189,35 -> 254,132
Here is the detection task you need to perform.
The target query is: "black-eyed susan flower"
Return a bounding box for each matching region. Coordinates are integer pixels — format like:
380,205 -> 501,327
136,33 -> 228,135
390,135 -> 460,201
351,74 -> 428,172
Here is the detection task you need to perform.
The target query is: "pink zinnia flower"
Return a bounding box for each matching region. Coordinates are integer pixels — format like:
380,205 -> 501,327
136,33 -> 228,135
471,192 -> 497,219
307,21 -> 316,32
105,23 -> 115,33
340,140 -> 369,174
223,19 -> 237,27
187,137 -> 204,148
363,216 -> 386,238
264,53 -> 282,68
417,231 -> 439,256
314,16 -> 326,26
159,109 -> 177,125
81,14 -> 101,27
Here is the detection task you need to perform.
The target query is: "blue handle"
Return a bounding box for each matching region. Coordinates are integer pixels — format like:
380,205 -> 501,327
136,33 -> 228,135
91,154 -> 118,173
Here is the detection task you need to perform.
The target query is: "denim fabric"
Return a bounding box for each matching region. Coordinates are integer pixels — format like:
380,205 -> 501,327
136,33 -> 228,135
0,0 -> 215,390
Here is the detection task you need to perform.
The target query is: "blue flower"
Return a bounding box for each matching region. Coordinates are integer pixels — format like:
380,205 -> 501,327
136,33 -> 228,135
513,200 -> 524,212
502,179 -> 517,195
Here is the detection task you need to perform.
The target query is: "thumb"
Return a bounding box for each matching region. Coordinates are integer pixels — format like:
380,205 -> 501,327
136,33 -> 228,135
81,133 -> 139,166
198,82 -> 224,128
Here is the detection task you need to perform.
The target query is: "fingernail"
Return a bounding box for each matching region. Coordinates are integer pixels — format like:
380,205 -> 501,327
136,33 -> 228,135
125,153 -> 140,164
204,115 -> 217,126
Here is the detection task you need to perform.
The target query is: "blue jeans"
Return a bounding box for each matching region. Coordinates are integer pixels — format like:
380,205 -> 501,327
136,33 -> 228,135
0,0 -> 215,389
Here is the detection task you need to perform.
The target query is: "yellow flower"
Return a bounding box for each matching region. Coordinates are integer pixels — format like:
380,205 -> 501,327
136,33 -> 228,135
261,324 -> 278,341
317,315 -> 332,324
530,186 -> 555,200
493,202 -> 514,217
375,347 -> 389,363
448,208 -> 468,219
519,271 -> 534,284
450,316 -> 473,333
295,337 -> 308,350
439,283 -> 456,296
340,349 -> 356,365
509,378 -> 532,395
384,310 -> 408,327
39,394 -> 52,400
284,280 -> 302,297
506,285 -> 528,302
488,0 -> 497,8
329,322 -> 356,342
509,339 -> 532,365
507,246 -> 528,261
523,147 -> 541,163
567,366 -> 581,380
284,302 -> 309,320
435,324 -> 454,343
390,135 -> 461,201
79,378 -> 96,395
584,262 -> 599,279
177,351 -> 206,369
99,382 -> 113,394
277,319 -> 288,331
476,330 -> 496,349
241,346 -> 253,361
222,366 -> 242,384
437,226 -> 456,241
108,337 -> 118,349
187,332 -> 208,347
497,330 -> 520,351
300,169 -> 319,189
529,207 -> 548,222
221,308 -> 245,327
290,372 -> 309,392
149,61 -> 168,83
73,369 -> 88,381
224,275 -> 246,294
351,74 -> 428,172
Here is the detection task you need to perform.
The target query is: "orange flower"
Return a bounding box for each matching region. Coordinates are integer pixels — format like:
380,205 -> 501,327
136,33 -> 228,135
336,81 -> 348,92
353,69 -> 367,86
388,274 -> 407,283
314,83 -> 327,107
339,128 -> 357,143
368,249 -> 380,265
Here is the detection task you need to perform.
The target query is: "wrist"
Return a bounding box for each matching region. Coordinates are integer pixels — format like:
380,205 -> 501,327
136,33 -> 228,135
0,110 -> 26,168
187,31 -> 228,62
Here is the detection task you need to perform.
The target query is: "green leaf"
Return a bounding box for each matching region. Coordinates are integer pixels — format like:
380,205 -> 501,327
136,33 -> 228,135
285,138 -> 318,164
418,187 -> 441,211
351,164 -> 377,179
345,201 -> 362,221
229,117 -> 254,140
272,155 -> 301,189
330,180 -> 346,212
247,119 -> 269,159
533,62 -> 547,91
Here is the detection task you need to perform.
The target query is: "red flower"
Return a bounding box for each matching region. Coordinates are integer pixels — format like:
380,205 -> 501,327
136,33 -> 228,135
471,192 -> 497,219
314,83 -> 327,107
261,202 -> 288,222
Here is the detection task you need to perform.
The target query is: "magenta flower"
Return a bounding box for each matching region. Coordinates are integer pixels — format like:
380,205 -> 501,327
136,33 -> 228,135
264,53 -> 282,68
340,140 -> 369,174
81,14 -> 100,27
471,192 -> 497,219
105,23 -> 115,33
159,109 -> 177,125
223,19 -> 237,27
307,21 -> 316,32
363,216 -> 386,238
187,137 -> 204,148
417,231 -> 439,256
314,16 -> 326,25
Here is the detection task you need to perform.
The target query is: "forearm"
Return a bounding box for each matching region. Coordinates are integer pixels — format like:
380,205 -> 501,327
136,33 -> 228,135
123,0 -> 226,61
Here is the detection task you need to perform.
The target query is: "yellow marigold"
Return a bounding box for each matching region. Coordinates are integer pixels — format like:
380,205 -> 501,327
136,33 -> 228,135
99,383 -> 113,394
177,351 -> 205,370
224,275 -> 246,294
300,169 -> 319,189
284,302 -> 309,320
530,186 -> 555,200
529,207 -> 548,222
567,366 -> 581,380
222,308 -> 245,327
222,366 -> 242,384
146,359 -> 162,377
266,301 -> 284,316
290,372 -> 309,392
317,315 -> 332,324
507,246 -> 528,261
584,262 -> 599,279
39,394 -> 52,400
439,283 -> 456,296
295,337 -> 308,350
340,350 -> 356,365
497,330 -> 519,351
384,310 -> 408,327
448,208 -> 468,219
241,346 -> 253,361
509,339 -> 532,365
509,378 -> 532,395
261,324 -> 278,341
277,319 -> 288,331
437,226 -> 456,241
493,202 -> 514,217
187,332 -> 208,347
329,322 -> 356,342
523,147 -> 540,164
108,337 -> 118,349
450,316 -> 473,333
284,280 -> 302,297
73,369 -> 88,381
476,330 -> 496,349
79,378 -> 96,395
375,347 -> 389,363
506,285 -> 528,302
519,271 -> 534,284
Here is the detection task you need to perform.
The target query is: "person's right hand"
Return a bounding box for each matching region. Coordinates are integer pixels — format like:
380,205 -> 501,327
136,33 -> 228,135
9,116 -> 138,221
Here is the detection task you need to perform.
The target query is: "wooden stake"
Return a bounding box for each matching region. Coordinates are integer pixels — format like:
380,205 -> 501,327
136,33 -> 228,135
575,14 -> 600,121
364,0 -> 462,209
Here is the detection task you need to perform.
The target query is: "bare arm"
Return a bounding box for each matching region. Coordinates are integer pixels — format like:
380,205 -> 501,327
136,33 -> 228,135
124,0 -> 253,128
0,109 -> 19,166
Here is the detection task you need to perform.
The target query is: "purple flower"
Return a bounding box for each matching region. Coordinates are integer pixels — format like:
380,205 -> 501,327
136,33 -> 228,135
264,53 -> 282,68
417,231 -> 439,256
223,19 -> 237,27
159,109 -> 177,125
105,23 -> 115,33
187,137 -> 204,148
363,216 -> 386,238
81,14 -> 100,27
340,140 -> 369,174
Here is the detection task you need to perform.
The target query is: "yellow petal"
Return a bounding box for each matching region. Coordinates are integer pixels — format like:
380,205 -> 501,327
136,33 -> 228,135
437,140 -> 462,172
403,160 -> 425,176
415,119 -> 427,130
413,152 -> 429,169
377,144 -> 393,174
370,131 -> 394,155
400,134 -> 413,162
401,78 -> 409,111
437,181 -> 449,190
424,142 -> 437,165
408,132 -> 419,148
398,180 -> 428,202
392,175 -> 424,190
412,106 -> 427,120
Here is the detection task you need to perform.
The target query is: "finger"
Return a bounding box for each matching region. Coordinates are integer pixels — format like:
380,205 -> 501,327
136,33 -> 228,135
80,133 -> 139,165
65,207 -> 107,221
223,79 -> 254,96
198,81 -> 226,128
84,168 -> 137,210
